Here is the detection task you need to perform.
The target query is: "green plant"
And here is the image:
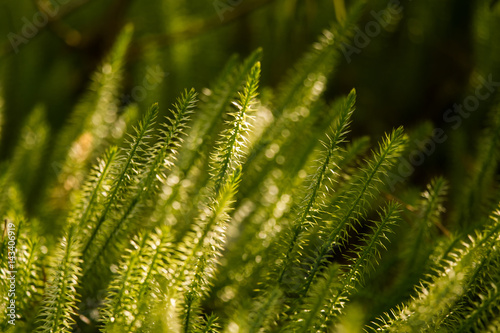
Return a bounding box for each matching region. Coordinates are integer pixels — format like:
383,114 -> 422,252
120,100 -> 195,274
1,1 -> 500,332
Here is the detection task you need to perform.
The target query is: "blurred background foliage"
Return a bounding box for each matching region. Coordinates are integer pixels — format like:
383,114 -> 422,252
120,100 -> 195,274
0,0 -> 499,215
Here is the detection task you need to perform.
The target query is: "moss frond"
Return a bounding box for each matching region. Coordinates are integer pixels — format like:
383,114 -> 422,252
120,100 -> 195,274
102,226 -> 172,331
72,146 -> 120,236
275,89 -> 356,285
177,168 -> 243,330
210,62 -> 260,196
83,90 -> 196,289
371,205 -> 500,332
81,103 -> 159,273
297,127 -> 407,299
36,226 -> 82,333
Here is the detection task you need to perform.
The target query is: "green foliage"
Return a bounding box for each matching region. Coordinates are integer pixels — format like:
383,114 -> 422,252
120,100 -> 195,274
1,1 -> 500,332
102,226 -> 172,332
37,225 -> 82,333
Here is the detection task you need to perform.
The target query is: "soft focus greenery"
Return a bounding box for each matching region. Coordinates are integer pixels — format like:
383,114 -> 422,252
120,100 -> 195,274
1,0 -> 500,332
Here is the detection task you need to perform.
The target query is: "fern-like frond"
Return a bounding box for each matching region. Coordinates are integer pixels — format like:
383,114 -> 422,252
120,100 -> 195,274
83,91 -> 196,290
213,95 -> 366,312
404,177 -> 448,277
0,217 -> 31,331
36,225 -> 82,333
285,202 -> 400,332
81,102 -> 159,270
154,50 -> 262,232
182,257 -> 207,333
195,314 -> 221,333
341,202 -> 401,293
230,91 -> 357,332
3,220 -> 45,331
146,68 -> 257,328
282,264 -> 341,333
72,146 -> 119,236
370,205 -> 500,332
141,89 -> 197,199
298,127 -> 407,299
180,49 -> 262,173
102,226 -> 172,332
275,89 -> 356,284
435,227 -> 500,331
210,62 -> 260,196
447,282 -> 500,333
170,65 -> 260,305
178,168 -> 243,331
